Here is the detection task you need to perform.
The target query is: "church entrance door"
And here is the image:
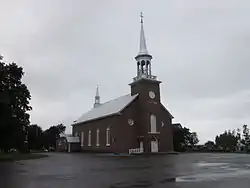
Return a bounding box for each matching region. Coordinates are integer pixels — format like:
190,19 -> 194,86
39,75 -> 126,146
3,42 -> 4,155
140,141 -> 144,152
151,140 -> 158,152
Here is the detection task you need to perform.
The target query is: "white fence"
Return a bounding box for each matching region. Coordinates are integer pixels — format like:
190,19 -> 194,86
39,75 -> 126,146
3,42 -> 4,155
128,148 -> 143,154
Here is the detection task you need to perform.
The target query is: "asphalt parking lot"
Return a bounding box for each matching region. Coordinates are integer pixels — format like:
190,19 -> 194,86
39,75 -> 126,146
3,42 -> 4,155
1,152 -> 250,188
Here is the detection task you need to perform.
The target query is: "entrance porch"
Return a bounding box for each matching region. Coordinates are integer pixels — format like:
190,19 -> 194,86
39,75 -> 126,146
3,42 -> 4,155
128,136 -> 160,154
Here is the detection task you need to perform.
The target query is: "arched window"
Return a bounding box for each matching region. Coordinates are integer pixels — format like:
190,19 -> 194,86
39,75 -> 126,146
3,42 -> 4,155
106,127 -> 110,146
88,130 -> 91,146
81,132 -> 84,147
150,114 -> 157,133
137,62 -> 140,75
96,128 -> 100,147
141,60 -> 145,73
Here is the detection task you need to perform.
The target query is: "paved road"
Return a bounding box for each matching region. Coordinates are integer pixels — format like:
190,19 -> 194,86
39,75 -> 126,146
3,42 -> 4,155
1,152 -> 250,188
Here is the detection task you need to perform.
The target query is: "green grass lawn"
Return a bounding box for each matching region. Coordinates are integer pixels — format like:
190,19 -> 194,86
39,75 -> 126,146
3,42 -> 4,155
0,153 -> 48,162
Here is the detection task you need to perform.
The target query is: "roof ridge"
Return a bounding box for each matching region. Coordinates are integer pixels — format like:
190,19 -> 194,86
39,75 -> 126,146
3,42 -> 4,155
73,93 -> 139,125
96,93 -> 131,106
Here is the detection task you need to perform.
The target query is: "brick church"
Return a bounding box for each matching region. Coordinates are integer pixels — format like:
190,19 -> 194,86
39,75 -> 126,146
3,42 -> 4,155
72,15 -> 174,154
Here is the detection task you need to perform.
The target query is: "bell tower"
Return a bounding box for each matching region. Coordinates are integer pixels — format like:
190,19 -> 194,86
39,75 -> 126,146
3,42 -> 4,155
129,13 -> 167,153
130,13 -> 161,103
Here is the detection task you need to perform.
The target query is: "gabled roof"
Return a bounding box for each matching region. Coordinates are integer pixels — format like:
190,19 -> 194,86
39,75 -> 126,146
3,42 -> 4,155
160,103 -> 174,119
72,94 -> 138,125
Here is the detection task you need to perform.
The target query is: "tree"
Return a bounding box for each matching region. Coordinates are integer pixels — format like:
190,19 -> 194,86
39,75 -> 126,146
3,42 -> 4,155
204,141 -> 215,150
215,130 -> 239,151
204,141 -> 215,146
187,132 -> 199,146
27,124 -> 43,150
236,128 -> 241,140
173,123 -> 199,151
0,56 -> 32,152
41,124 -> 66,149
242,125 -> 249,143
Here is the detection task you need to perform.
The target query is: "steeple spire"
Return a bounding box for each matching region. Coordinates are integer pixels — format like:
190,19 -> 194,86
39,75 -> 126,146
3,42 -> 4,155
138,12 -> 149,56
96,85 -> 99,97
93,85 -> 101,108
132,13 -> 156,83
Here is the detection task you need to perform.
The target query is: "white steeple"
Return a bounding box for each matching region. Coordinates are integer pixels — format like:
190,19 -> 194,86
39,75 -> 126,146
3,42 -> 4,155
138,12 -> 149,56
133,13 -> 156,82
93,85 -> 101,108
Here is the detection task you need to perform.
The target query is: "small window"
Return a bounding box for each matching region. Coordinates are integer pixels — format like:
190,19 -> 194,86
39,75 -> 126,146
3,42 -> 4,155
96,128 -> 100,147
88,130 -> 91,146
81,132 -> 84,147
106,127 -> 111,146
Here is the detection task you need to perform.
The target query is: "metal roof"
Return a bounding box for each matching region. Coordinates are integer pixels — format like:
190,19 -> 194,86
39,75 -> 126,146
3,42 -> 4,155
72,94 -> 138,125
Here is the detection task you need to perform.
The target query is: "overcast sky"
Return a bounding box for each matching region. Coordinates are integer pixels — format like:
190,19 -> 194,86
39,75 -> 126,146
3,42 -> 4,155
1,0 -> 250,143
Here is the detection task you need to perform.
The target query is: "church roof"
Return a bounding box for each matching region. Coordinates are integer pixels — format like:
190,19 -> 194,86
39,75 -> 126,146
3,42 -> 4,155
72,94 -> 139,125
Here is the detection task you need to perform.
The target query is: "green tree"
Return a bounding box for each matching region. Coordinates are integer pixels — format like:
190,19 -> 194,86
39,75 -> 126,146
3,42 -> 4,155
0,56 -> 32,152
242,125 -> 249,143
41,124 -> 66,149
27,124 -> 43,150
173,123 -> 199,151
215,130 -> 239,151
204,141 -> 215,149
236,128 -> 241,140
187,132 -> 199,146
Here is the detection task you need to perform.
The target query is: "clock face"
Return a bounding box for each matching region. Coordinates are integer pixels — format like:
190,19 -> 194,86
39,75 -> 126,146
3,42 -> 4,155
149,91 -> 156,99
128,119 -> 134,126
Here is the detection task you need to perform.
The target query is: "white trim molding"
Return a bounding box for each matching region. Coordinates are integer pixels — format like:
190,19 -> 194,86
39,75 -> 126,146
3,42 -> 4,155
150,114 -> 157,133
81,131 -> 84,147
88,130 -> 91,146
106,127 -> 111,146
148,132 -> 160,134
96,128 -> 100,147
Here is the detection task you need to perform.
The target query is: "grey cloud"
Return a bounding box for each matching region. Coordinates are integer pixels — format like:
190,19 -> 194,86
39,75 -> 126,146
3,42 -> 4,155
1,0 -> 250,140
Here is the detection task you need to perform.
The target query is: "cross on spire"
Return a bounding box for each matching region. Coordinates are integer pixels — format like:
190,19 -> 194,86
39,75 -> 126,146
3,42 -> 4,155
133,13 -> 155,82
137,12 -> 149,56
140,12 -> 143,23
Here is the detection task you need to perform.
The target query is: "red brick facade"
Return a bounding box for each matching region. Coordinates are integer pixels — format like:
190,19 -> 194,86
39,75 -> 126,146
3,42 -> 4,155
72,16 -> 174,154
72,78 -> 174,153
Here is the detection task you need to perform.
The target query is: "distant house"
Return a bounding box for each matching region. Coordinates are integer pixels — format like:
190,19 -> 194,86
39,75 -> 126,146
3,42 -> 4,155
172,123 -> 182,129
56,134 -> 80,152
71,16 -> 175,154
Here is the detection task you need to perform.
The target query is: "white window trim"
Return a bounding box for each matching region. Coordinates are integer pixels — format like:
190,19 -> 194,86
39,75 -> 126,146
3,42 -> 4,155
148,132 -> 161,134
106,127 -> 110,146
150,114 -> 157,133
88,130 -> 91,146
96,128 -> 100,147
81,132 -> 84,147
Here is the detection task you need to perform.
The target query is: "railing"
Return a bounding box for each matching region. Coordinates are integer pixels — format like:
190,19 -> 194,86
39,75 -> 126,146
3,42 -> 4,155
133,74 -> 157,82
129,148 -> 143,154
